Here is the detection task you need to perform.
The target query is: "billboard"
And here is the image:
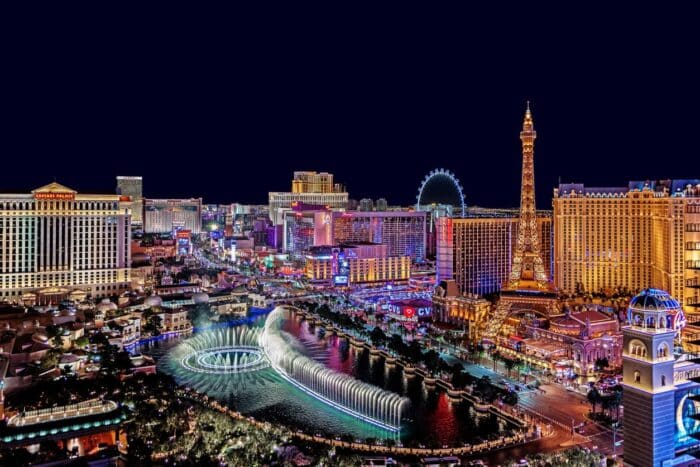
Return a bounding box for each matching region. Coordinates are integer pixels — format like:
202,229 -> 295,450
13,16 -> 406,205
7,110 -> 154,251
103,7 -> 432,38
333,249 -> 350,286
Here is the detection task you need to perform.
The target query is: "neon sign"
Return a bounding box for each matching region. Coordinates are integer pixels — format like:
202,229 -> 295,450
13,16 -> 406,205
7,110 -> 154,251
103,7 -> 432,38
34,192 -> 75,200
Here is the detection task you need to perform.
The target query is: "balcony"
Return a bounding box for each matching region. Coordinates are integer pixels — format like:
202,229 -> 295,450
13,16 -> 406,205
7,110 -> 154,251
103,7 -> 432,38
688,260 -> 700,270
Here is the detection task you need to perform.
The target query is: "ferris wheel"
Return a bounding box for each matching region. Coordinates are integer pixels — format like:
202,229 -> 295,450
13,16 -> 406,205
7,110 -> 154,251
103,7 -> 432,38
415,168 -> 466,217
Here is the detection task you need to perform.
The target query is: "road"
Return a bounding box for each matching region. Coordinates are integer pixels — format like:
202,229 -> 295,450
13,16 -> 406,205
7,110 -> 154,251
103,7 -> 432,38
451,354 -> 622,459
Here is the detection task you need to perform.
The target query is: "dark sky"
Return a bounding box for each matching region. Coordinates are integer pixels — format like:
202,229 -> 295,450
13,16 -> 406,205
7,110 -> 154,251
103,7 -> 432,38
2,6 -> 698,209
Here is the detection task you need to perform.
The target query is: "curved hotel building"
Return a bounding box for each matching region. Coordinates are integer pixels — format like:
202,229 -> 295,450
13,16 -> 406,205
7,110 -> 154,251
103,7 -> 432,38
0,182 -> 131,304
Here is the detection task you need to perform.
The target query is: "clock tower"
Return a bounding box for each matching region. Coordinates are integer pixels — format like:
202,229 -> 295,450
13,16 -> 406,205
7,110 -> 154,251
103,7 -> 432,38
622,289 -> 678,466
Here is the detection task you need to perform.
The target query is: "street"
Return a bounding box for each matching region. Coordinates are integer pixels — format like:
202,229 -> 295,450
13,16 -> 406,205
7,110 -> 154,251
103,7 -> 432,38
455,354 -> 622,459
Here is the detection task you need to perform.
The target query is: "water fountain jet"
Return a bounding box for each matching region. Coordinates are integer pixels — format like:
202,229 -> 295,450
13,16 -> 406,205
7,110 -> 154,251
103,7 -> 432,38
261,307 -> 410,431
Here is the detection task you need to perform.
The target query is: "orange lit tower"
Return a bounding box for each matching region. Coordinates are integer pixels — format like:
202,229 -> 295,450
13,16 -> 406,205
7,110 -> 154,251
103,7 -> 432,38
480,104 -> 559,344
508,102 -> 549,289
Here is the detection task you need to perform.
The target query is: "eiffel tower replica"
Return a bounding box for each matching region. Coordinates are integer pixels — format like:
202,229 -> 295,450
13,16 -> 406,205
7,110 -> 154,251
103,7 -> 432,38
482,103 -> 559,344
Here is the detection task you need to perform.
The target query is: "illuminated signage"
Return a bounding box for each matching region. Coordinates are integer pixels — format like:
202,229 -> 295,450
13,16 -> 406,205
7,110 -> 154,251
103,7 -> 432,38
334,276 -> 349,285
34,192 -> 75,200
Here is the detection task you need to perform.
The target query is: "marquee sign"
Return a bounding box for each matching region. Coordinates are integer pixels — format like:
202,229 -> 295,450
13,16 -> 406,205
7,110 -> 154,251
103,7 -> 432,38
34,192 -> 75,200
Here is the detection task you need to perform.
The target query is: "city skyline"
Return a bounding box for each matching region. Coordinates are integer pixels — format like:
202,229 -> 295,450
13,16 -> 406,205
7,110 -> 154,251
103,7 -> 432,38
2,163 -> 697,211
3,5 -> 700,465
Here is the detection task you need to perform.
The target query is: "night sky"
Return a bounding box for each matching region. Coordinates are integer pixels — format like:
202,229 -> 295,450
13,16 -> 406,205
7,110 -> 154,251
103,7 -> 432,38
3,6 -> 697,209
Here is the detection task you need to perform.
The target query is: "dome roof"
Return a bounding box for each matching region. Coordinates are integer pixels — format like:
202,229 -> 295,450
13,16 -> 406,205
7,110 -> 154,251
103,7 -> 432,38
627,288 -> 686,333
192,292 -> 209,305
629,288 -> 681,312
96,298 -> 118,313
144,295 -> 163,308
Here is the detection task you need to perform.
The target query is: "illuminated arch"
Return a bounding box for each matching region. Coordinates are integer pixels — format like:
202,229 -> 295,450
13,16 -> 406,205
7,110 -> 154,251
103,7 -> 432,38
416,168 -> 466,217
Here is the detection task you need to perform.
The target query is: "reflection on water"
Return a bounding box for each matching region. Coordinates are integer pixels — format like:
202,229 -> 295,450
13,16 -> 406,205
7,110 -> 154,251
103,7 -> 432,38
284,313 -> 498,446
144,310 -> 507,445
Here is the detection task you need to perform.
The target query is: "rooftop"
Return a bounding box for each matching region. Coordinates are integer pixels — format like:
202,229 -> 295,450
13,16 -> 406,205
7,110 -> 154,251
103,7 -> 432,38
629,288 -> 682,312
556,179 -> 700,198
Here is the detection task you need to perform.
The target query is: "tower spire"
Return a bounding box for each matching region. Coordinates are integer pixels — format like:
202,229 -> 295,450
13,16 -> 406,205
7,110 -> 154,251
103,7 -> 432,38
523,101 -> 534,132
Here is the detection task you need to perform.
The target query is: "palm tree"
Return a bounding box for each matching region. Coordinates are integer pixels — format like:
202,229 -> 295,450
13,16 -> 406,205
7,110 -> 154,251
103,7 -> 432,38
587,388 -> 601,415
491,350 -> 500,372
609,386 -> 623,421
503,357 -> 515,378
476,343 -> 485,365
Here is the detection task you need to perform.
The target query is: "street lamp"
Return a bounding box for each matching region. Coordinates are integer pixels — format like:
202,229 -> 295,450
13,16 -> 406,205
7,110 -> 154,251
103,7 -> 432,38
571,418 -> 575,442
612,421 -> 620,458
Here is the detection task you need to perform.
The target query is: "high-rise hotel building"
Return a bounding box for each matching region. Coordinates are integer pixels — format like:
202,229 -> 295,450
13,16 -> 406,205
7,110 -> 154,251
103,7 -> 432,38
116,176 -> 143,225
291,171 -> 339,194
281,207 -> 427,261
144,198 -> 202,234
436,209 -> 552,296
553,180 -> 700,314
269,171 -> 348,225
333,211 -> 427,260
0,182 -> 131,303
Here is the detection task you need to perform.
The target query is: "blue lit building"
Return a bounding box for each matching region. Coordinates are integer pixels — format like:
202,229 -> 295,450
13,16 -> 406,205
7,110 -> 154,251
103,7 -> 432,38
623,288 -> 700,465
0,399 -> 127,457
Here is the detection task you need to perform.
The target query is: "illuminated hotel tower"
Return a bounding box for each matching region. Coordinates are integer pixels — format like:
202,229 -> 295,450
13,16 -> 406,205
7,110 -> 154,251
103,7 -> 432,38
507,103 -> 549,289
0,182 -> 131,303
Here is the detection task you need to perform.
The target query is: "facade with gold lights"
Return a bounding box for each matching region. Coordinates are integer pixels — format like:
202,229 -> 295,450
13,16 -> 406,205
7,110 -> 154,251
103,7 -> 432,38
304,243 -> 410,285
432,280 -> 490,338
553,180 -> 700,316
269,171 -> 348,225
0,183 -> 131,303
435,212 -> 552,297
